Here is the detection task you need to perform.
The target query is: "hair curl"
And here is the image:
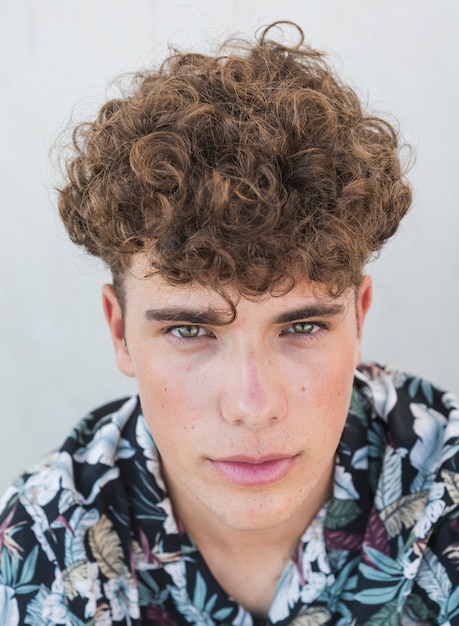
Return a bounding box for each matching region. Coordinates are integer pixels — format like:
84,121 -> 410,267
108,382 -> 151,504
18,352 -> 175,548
58,21 -> 412,302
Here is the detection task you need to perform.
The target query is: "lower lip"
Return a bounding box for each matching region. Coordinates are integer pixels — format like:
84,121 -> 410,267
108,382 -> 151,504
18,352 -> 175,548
211,457 -> 295,486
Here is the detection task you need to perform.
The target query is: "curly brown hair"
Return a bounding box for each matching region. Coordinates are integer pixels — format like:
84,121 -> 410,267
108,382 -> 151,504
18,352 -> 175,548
58,21 -> 411,303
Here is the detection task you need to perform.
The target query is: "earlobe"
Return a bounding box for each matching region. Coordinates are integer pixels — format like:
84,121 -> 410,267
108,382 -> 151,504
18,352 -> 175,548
102,284 -> 136,378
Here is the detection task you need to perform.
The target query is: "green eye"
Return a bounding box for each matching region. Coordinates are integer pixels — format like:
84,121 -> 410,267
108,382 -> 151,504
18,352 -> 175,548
172,325 -> 201,338
291,322 -> 316,334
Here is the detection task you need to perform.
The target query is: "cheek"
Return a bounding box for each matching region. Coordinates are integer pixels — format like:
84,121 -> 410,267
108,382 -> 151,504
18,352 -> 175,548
136,355 -> 193,401
298,346 -> 355,422
136,362 -> 212,442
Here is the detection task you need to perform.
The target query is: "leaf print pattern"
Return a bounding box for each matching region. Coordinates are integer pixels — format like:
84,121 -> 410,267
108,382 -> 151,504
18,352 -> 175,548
0,504 -> 24,561
333,466 -> 360,500
374,447 -> 406,511
358,363 -> 397,420
325,499 -> 361,530
0,365 -> 458,625
409,403 -> 447,492
88,514 -> 129,579
442,469 -> 459,505
288,606 -> 331,625
0,545 -> 39,597
408,377 -> 435,405
415,549 -> 451,622
362,508 -> 390,557
379,492 -> 428,539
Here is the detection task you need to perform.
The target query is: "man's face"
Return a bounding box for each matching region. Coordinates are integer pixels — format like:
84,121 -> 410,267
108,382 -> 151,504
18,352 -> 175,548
103,255 -> 372,534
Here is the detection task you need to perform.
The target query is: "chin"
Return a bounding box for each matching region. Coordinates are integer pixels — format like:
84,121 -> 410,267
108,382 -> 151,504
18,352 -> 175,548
204,492 -> 305,533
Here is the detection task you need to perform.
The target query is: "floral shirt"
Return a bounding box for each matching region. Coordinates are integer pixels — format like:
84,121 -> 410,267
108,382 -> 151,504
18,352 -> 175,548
1,363 -> 459,625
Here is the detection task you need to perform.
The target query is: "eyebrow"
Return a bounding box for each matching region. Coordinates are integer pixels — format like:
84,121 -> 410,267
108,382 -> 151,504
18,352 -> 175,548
273,304 -> 347,324
144,307 -> 232,325
144,303 -> 347,326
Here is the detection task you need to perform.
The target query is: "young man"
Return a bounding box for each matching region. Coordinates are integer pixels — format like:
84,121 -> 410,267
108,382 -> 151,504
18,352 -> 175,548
1,21 -> 458,626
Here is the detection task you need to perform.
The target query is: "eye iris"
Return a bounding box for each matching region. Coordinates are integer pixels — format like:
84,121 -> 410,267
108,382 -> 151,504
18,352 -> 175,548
293,322 -> 314,334
177,325 -> 200,338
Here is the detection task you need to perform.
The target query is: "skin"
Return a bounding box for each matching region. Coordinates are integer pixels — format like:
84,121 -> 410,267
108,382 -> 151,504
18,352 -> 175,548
102,254 -> 372,614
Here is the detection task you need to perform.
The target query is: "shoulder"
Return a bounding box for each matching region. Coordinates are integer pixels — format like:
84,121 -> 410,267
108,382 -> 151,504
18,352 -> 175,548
60,395 -> 141,470
0,395 -> 142,533
350,365 -> 459,621
352,362 -> 459,507
0,396 -> 143,623
350,363 -> 459,498
355,362 -> 457,424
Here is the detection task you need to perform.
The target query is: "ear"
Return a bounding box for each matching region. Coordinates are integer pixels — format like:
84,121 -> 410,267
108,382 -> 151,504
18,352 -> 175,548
354,275 -> 373,365
102,284 -> 136,378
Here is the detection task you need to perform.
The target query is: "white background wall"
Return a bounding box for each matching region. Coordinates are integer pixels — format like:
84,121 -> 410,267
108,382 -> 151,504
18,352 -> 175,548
1,0 -> 458,493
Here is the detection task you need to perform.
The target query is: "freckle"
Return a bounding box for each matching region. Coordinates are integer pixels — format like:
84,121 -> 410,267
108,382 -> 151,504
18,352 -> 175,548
301,386 -> 305,393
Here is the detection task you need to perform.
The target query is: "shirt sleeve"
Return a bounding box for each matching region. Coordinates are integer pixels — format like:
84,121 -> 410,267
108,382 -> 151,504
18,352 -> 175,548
0,490 -> 64,625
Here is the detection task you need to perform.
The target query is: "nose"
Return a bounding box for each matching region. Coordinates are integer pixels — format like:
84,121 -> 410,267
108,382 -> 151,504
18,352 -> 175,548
219,343 -> 287,429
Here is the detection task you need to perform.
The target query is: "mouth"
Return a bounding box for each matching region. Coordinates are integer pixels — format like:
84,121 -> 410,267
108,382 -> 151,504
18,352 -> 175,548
210,455 -> 297,487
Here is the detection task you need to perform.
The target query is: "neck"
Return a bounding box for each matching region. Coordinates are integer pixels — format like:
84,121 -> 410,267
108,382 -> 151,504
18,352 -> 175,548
162,460 -> 333,618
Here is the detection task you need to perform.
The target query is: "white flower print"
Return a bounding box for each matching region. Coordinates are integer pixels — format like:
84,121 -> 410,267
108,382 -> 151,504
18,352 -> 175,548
0,585 -> 19,626
104,574 -> 140,623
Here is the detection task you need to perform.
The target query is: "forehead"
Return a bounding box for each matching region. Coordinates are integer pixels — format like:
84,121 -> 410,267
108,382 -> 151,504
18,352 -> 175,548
121,254 -> 354,318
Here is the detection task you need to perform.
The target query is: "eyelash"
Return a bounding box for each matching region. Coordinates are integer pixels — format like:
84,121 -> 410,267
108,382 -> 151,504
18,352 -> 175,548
167,325 -> 211,341
165,321 -> 328,343
281,321 -> 327,337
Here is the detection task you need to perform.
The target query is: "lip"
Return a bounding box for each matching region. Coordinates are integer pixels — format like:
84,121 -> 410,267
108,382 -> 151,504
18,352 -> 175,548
210,455 -> 297,486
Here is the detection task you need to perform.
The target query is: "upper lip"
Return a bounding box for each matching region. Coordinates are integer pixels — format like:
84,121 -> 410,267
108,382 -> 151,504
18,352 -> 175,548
212,454 -> 296,464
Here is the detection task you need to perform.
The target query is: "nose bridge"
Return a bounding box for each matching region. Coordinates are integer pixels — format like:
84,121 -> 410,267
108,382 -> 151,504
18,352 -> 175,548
220,335 -> 286,427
